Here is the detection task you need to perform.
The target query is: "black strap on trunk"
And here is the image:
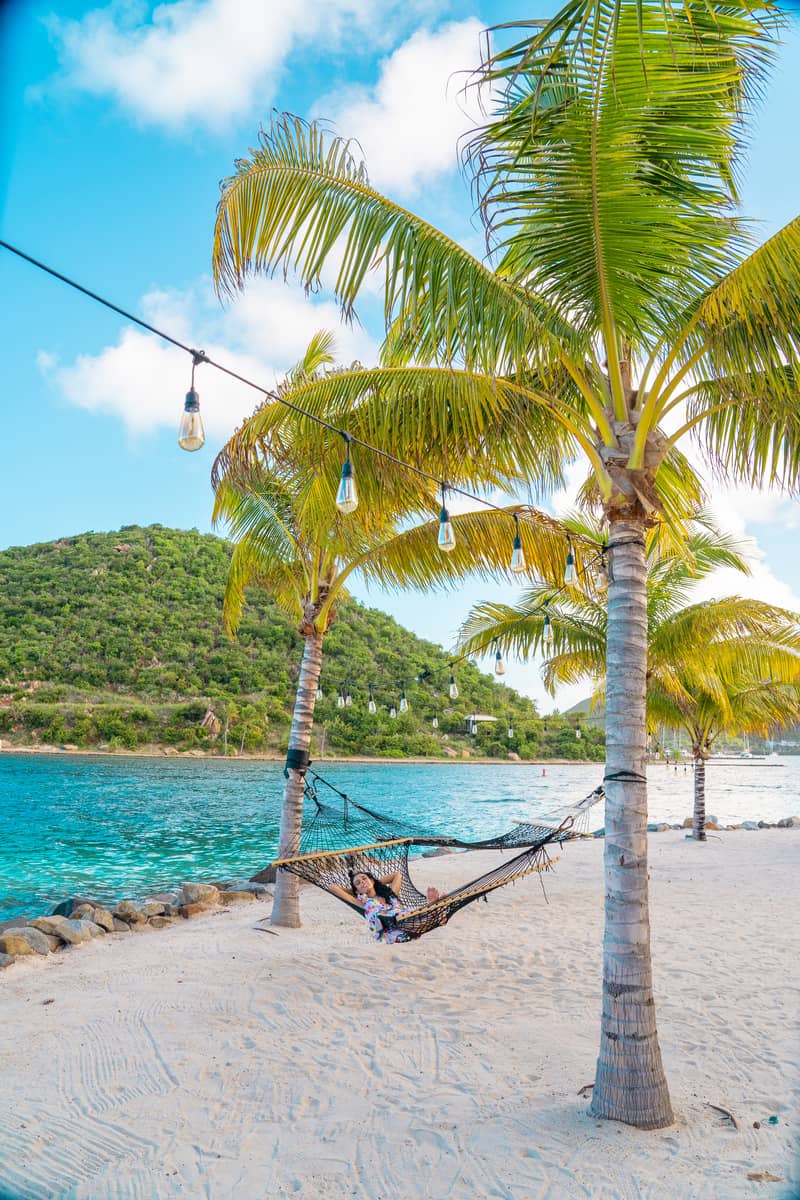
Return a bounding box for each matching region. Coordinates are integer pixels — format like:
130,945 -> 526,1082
284,747 -> 311,778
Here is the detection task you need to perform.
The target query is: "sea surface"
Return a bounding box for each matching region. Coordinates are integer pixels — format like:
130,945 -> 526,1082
1,752 -> 798,921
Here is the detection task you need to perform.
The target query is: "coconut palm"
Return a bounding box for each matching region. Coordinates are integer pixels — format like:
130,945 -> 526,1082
459,516 -> 800,841
213,338 -> 583,928
211,0 -> 800,1126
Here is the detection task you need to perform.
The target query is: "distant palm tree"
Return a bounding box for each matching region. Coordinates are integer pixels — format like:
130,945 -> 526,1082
460,516 -> 800,841
212,0 -> 800,1127
213,336 -> 577,927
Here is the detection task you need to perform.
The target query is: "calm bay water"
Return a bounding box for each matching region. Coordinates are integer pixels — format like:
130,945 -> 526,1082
1,752 -> 798,921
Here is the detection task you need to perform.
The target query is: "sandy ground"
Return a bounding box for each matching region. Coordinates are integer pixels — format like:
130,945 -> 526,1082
1,830 -> 798,1200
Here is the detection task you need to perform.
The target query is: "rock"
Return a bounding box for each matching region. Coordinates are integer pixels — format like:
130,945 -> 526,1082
777,815 -> 800,827
682,818 -> 693,829
647,822 -> 670,832
147,916 -> 174,930
0,953 -> 14,969
42,933 -> 62,952
0,929 -> 50,956
178,902 -> 210,919
80,921 -> 105,938
163,747 -> 179,756
140,902 -> 166,917
51,919 -> 94,945
757,820 -> 772,828
705,821 -> 720,831
113,901 -> 147,925
29,915 -> 73,939
460,750 -> 471,758
249,865 -> 277,885
442,746 -> 458,758
177,883 -> 220,906
51,896 -> 96,917
707,815 -> 719,825
145,891 -> 179,904
670,824 -> 683,830
507,752 -> 521,762
217,891 -> 256,904
742,820 -> 759,830
71,904 -> 96,920
421,848 -> 453,858
112,918 -> 131,933
228,882 -> 270,896
91,908 -> 115,933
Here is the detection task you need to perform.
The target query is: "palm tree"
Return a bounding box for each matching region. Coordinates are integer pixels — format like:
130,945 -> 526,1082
459,517 -> 800,842
211,1 -> 799,1127
214,337 -> 580,928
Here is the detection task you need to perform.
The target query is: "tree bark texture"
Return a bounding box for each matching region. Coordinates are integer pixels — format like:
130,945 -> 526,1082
590,517 -> 674,1129
271,629 -> 324,928
692,755 -> 707,841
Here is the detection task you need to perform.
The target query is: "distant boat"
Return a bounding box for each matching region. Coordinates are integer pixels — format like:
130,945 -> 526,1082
708,752 -> 784,766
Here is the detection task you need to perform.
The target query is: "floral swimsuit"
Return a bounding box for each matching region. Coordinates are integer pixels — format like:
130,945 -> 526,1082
358,893 -> 411,944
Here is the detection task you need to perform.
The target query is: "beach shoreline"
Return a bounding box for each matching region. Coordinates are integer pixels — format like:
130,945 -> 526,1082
1,830 -> 797,1198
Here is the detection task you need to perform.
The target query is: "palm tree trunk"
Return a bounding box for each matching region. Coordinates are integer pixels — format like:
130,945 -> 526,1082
590,516 -> 673,1129
692,753 -> 707,841
271,629 -> 324,928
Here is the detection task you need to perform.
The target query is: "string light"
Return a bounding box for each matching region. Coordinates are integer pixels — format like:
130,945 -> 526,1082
564,537 -> 576,585
507,724 -> 514,739
335,433 -> 359,514
368,685 -> 377,715
399,686 -> 409,714
493,639 -> 506,677
510,514 -> 526,575
345,686 -> 353,707
178,352 -> 206,452
337,690 -> 345,708
437,484 -> 456,553
0,241 -> 605,568
449,672 -> 459,700
575,726 -> 582,740
316,684 -> 324,701
432,715 -> 439,729
595,547 -> 609,590
389,704 -> 397,719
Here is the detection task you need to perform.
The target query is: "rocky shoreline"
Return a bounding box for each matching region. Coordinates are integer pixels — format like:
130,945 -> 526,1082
0,879 -> 272,972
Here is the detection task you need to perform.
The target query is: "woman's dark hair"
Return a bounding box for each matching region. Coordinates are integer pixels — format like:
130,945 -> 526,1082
349,868 -> 398,903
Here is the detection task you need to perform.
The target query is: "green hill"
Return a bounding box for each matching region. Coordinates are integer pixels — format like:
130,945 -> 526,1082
0,525 -> 604,761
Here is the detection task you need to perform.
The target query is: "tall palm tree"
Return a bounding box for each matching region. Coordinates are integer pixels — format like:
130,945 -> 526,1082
214,338 -> 581,927
211,0 -> 799,1127
459,517 -> 800,841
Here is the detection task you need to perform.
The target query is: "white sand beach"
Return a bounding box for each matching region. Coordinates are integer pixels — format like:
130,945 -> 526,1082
1,830 -> 798,1199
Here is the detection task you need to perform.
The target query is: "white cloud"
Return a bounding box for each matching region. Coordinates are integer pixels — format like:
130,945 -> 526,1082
43,0 -> 401,130
319,19 -> 486,195
38,275 -> 378,443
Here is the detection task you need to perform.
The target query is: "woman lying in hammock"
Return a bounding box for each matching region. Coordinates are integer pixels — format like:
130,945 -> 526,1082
328,870 -> 442,944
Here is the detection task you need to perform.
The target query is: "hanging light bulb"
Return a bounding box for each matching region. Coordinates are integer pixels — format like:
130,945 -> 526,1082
438,483 -> 456,553
564,537 -> 576,585
368,685 -> 377,715
575,726 -> 582,740
507,725 -> 514,739
389,704 -> 397,719
543,602 -> 554,647
178,352 -> 206,452
316,684 -> 324,701
510,514 -> 526,575
493,639 -> 506,677
337,690 -> 345,708
432,715 -> 439,729
449,672 -> 459,700
335,433 -> 359,514
399,686 -> 409,714
345,686 -> 353,707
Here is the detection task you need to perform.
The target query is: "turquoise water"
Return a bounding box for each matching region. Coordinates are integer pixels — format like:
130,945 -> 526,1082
1,753 -> 798,921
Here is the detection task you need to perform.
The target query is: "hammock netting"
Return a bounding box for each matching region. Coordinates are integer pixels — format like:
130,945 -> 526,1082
272,771 -> 604,939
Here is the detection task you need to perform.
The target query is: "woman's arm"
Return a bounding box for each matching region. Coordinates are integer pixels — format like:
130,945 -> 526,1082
328,883 -> 364,907
380,870 -> 403,896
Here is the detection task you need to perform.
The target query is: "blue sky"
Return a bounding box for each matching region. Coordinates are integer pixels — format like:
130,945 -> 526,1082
2,0 -> 800,712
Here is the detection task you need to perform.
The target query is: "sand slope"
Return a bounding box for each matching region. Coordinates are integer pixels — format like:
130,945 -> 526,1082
1,830 -> 798,1199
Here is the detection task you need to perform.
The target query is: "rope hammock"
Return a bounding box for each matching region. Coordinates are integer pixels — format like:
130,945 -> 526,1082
272,770 -> 604,940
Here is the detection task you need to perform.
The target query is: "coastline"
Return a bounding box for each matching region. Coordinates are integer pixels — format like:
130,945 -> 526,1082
0,744 -> 602,766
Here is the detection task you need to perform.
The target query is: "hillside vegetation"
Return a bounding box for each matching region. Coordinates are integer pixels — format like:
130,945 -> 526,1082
0,526 -> 604,760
